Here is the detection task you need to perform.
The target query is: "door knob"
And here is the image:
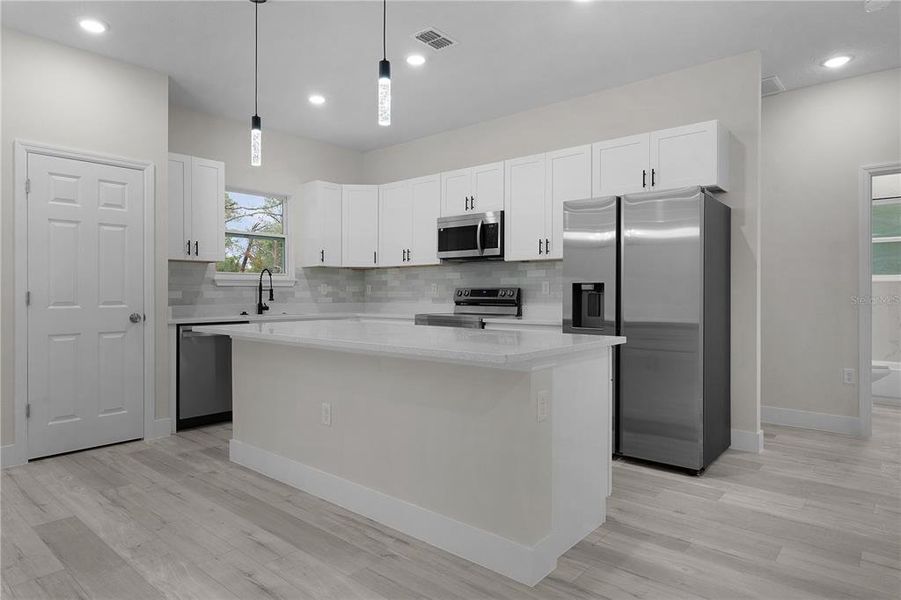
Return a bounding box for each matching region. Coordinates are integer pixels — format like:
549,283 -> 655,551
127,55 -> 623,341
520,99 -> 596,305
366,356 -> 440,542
129,312 -> 143,323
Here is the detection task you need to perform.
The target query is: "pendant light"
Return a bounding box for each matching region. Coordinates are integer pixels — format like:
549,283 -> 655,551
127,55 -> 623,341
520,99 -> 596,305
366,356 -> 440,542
250,0 -> 266,166
377,0 -> 391,126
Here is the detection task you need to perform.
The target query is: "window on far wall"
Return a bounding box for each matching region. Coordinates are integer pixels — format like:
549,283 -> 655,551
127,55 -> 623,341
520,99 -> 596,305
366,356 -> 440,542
872,173 -> 901,279
216,190 -> 288,276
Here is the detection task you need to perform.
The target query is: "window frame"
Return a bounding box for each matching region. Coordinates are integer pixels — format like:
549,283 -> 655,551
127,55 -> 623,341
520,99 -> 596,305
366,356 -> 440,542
872,196 -> 901,282
214,187 -> 296,287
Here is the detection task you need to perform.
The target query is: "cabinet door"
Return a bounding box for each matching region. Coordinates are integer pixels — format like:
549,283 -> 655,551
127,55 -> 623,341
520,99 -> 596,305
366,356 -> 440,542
342,185 -> 380,267
167,153 -> 191,260
592,133 -> 649,197
650,120 -> 724,191
190,157 -> 225,262
409,174 -> 441,265
378,181 -> 413,267
441,168 -> 471,216
471,161 -> 504,212
504,154 -> 547,261
546,144 -> 591,259
319,183 -> 343,267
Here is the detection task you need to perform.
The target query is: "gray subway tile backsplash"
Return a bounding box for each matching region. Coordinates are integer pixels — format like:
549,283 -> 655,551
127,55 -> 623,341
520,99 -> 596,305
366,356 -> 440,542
168,260 -> 562,312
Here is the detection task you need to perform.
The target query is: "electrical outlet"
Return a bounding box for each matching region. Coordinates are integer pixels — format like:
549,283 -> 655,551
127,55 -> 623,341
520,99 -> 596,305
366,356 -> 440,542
842,368 -> 856,385
536,391 -> 549,423
431,283 -> 439,297
319,283 -> 329,295
365,284 -> 372,296
320,402 -> 332,426
542,281 -> 550,296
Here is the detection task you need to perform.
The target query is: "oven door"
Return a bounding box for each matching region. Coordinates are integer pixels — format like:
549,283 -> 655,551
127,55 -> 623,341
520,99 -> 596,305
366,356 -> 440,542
437,211 -> 503,260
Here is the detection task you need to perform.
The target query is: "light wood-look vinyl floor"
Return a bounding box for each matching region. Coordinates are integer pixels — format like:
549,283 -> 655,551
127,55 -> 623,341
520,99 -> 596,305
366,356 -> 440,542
2,405 -> 900,600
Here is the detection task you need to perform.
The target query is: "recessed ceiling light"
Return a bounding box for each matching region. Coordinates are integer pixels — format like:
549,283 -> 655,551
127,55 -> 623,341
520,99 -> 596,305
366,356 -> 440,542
406,54 -> 426,67
822,55 -> 852,69
308,94 -> 326,106
78,18 -> 108,34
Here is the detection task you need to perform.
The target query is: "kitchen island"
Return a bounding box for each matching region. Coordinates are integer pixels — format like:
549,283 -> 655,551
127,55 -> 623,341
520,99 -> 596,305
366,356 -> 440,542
194,319 -> 624,586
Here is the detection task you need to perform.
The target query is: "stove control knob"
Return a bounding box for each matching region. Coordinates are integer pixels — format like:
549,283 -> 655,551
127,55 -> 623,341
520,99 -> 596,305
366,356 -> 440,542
463,290 -> 470,297
499,289 -> 506,297
456,289 -> 463,297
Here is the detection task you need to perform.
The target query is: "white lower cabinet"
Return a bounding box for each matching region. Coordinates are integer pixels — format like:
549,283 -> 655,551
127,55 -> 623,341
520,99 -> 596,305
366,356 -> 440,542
504,145 -> 591,261
297,180 -> 342,267
342,185 -> 380,267
167,153 -> 225,262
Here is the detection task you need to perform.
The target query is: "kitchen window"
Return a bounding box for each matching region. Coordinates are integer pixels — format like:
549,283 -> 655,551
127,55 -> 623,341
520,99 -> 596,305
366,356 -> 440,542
215,189 -> 295,286
873,196 -> 901,282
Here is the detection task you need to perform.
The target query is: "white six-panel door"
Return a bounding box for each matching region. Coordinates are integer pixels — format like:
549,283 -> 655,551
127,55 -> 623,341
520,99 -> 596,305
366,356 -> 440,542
27,154 -> 145,459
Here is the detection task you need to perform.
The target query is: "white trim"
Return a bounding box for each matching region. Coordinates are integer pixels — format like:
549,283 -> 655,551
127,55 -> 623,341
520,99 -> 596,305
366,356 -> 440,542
147,418 -> 173,440
1,444 -> 26,469
859,162 -> 901,440
762,406 -> 862,436
11,140 -> 160,467
213,272 -> 296,287
872,236 -> 901,244
873,274 -> 901,282
730,428 -> 763,453
230,439 -> 562,587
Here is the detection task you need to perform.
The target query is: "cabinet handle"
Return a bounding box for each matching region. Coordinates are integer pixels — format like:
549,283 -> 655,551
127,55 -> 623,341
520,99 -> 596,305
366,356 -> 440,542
538,239 -> 543,255
546,238 -> 550,253
642,169 -> 647,188
651,168 -> 656,187
321,249 -> 325,263
407,249 -> 411,261
471,195 -> 475,209
465,196 -> 470,211
195,241 -> 199,256
374,251 -> 377,264
186,240 -> 191,256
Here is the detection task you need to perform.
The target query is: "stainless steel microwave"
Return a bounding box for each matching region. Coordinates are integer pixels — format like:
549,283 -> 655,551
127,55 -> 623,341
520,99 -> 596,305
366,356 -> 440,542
437,211 -> 504,261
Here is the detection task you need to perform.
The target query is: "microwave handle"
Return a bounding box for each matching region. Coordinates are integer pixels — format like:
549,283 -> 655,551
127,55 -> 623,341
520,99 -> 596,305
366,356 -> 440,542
476,219 -> 483,255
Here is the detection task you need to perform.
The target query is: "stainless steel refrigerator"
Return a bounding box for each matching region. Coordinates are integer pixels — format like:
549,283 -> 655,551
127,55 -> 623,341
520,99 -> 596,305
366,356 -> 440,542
563,186 -> 730,473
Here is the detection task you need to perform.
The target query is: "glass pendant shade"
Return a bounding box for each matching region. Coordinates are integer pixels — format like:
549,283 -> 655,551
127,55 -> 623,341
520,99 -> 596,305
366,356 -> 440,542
378,59 -> 391,127
251,114 -> 262,167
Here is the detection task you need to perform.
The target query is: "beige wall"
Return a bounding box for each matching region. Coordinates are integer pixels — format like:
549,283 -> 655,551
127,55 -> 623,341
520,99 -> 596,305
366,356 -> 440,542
761,68 -> 901,417
363,52 -> 763,437
1,29 -> 170,446
168,105 -> 364,197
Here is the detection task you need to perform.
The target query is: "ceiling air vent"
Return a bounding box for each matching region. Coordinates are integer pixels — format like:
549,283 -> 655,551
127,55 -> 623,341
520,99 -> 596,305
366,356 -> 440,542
414,28 -> 456,51
761,75 -> 786,97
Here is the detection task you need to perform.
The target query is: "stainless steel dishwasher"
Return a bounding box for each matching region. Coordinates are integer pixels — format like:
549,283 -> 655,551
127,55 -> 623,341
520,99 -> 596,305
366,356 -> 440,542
177,321 -> 248,430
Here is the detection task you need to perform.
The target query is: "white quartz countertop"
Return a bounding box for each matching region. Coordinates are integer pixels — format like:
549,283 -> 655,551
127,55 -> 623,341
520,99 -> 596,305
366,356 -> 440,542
193,320 -> 624,370
167,312 -> 412,325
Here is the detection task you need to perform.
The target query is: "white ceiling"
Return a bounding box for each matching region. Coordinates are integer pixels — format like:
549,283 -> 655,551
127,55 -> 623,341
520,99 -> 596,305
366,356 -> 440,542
3,1 -> 899,151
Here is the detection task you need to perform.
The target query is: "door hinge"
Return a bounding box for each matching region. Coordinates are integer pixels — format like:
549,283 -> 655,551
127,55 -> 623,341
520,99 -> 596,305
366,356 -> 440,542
26,403 -> 30,419
25,178 -> 31,195
25,291 -> 31,306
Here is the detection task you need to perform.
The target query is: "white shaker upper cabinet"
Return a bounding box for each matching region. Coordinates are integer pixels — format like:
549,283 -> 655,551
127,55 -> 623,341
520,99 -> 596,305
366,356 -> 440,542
440,161 -> 504,216
297,181 -> 342,267
167,153 -> 224,262
470,161 -> 504,213
591,134 -> 650,198
378,181 -> 413,268
650,120 -> 730,192
408,174 -> 441,266
504,153 -> 548,261
342,185 -> 380,267
546,144 -> 591,260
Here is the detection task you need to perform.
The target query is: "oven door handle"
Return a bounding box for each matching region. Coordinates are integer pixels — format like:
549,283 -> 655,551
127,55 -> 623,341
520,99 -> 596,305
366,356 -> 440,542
476,219 -> 483,255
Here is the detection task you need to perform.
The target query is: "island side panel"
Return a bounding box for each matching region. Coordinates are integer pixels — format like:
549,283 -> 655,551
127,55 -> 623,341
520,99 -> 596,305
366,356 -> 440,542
229,339 -> 553,547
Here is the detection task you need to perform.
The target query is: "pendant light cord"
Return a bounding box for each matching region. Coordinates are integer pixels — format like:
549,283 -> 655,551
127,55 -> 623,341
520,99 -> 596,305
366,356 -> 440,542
254,0 -> 259,115
382,0 -> 386,60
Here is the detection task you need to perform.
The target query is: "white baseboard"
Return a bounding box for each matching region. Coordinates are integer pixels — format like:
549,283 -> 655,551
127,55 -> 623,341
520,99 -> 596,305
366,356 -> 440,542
1,443 -> 26,468
730,428 -> 764,453
874,395 -> 901,407
762,406 -> 862,435
145,418 -> 173,440
230,439 -> 558,586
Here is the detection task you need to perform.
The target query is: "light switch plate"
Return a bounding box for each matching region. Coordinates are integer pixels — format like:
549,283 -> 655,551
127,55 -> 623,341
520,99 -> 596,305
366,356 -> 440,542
431,283 -> 439,297
366,284 -> 372,296
542,281 -> 550,296
536,391 -> 549,423
320,402 -> 332,426
842,368 -> 856,385
319,283 -> 329,295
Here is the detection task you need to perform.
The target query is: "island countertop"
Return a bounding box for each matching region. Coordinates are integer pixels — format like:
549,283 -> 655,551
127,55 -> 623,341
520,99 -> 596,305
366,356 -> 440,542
194,319 -> 625,370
